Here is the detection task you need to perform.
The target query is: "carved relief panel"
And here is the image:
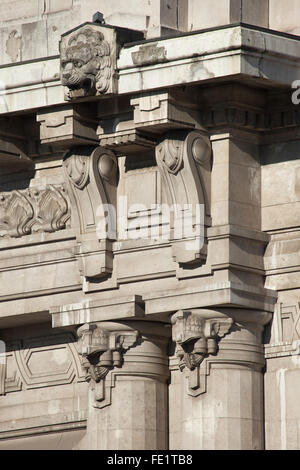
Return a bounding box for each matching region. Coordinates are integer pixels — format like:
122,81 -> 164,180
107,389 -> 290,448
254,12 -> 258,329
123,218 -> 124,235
0,185 -> 70,239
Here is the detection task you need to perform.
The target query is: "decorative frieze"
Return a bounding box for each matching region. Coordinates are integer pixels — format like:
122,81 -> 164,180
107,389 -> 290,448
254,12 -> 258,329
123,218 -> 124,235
171,310 -> 233,396
0,185 -> 70,239
77,322 -> 140,408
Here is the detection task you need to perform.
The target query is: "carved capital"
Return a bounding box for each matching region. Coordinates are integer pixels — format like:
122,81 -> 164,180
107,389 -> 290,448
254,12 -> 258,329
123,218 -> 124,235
77,323 -> 140,408
171,310 -> 233,396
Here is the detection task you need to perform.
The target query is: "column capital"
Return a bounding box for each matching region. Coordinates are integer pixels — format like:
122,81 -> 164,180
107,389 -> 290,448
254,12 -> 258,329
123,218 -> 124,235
77,322 -> 140,408
171,309 -> 233,395
171,308 -> 270,396
77,321 -> 169,408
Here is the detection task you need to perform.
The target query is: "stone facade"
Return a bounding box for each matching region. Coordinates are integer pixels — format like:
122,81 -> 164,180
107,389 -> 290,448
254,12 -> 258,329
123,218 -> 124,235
0,0 -> 300,450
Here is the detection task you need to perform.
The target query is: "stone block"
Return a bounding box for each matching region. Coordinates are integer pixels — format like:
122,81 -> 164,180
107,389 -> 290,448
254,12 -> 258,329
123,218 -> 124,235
37,105 -> 98,147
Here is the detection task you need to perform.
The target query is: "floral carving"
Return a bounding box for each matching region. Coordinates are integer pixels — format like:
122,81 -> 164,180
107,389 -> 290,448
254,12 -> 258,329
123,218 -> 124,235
63,150 -> 90,190
156,132 -> 184,175
0,185 -> 70,238
0,190 -> 34,238
31,185 -> 70,233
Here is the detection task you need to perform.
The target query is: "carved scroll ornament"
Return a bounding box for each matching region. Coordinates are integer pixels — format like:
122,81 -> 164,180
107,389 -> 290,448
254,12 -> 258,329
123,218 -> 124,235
155,129 -> 212,266
62,145 -> 117,279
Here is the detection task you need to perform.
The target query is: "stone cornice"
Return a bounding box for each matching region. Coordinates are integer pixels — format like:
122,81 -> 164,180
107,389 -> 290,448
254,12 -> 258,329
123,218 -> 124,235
1,25 -> 300,114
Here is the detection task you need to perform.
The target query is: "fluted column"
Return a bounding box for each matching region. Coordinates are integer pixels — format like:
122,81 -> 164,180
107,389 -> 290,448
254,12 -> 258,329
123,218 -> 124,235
169,308 -> 270,450
77,321 -> 170,450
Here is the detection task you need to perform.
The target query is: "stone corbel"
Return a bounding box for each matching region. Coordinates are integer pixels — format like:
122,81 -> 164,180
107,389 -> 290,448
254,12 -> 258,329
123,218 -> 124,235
37,104 -> 98,148
97,90 -> 203,156
77,322 -> 140,408
155,129 -> 212,265
63,145 -> 118,279
131,90 -> 201,132
171,310 -> 233,396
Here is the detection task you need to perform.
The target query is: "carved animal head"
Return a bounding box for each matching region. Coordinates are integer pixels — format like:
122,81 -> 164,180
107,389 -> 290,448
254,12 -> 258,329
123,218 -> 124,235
60,26 -> 111,98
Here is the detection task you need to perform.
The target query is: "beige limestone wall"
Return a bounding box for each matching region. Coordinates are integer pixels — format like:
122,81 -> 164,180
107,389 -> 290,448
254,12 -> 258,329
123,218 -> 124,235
265,355 -> 300,450
188,0 -> 269,31
1,0 -> 300,68
269,0 -> 300,35
0,429 -> 86,450
211,137 -> 261,231
262,130 -> 300,449
0,0 -> 188,65
261,141 -> 300,232
0,323 -> 88,447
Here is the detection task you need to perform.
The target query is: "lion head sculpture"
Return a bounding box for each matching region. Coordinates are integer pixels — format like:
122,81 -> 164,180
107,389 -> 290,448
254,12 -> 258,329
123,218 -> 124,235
60,26 -> 112,99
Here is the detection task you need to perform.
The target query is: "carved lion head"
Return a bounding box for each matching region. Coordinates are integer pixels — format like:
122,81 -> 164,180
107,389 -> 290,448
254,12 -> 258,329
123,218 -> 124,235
60,26 -> 111,98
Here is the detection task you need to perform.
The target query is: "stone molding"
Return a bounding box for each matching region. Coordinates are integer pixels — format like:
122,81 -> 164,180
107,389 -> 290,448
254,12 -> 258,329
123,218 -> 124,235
97,90 -> 203,155
200,106 -> 300,132
0,185 -> 70,239
37,105 -> 98,148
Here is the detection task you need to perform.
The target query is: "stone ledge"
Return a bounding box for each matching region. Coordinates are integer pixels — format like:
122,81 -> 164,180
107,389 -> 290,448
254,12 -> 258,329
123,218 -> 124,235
1,25 -> 300,114
0,410 -> 87,440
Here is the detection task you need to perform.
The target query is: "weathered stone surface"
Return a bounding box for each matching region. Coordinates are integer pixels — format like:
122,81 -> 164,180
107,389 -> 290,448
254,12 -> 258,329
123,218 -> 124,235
0,0 -> 300,452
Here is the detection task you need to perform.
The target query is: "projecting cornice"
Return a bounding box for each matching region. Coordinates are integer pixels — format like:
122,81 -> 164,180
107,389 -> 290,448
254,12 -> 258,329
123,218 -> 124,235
0,24 -> 300,114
